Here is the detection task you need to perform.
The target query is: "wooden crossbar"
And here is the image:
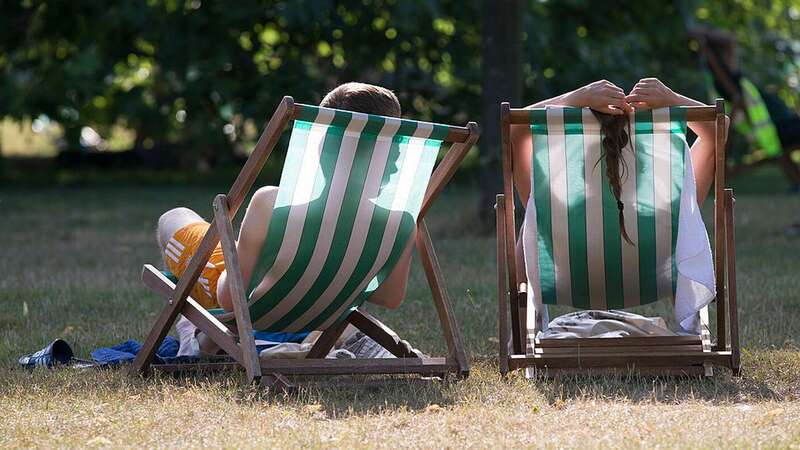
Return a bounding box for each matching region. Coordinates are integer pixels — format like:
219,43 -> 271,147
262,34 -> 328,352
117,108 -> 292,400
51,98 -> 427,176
535,336 -> 701,348
506,105 -> 719,124
508,352 -> 733,370
533,345 -> 704,355
289,103 -> 474,143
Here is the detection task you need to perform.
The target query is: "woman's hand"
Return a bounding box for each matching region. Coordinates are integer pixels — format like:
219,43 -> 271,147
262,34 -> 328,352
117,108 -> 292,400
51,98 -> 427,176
625,78 -> 681,109
570,80 -> 633,115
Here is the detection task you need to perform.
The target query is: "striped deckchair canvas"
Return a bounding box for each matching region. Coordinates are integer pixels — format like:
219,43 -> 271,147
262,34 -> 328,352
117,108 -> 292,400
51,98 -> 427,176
134,96 -> 477,385
523,106 -> 689,310
208,104 -> 451,332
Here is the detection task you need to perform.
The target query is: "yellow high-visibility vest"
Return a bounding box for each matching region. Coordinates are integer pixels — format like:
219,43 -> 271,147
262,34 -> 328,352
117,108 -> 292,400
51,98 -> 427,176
703,72 -> 783,158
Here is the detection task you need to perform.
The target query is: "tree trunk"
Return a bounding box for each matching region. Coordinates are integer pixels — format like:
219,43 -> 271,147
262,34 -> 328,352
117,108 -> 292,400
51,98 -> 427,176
478,0 -> 523,227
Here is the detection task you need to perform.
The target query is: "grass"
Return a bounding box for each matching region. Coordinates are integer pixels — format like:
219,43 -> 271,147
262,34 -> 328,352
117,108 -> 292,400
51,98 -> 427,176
2,167 -> 800,448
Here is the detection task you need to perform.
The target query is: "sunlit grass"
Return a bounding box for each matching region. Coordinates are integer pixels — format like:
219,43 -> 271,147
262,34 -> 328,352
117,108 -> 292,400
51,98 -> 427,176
0,118 -> 60,157
2,176 -> 800,447
1,118 -> 136,157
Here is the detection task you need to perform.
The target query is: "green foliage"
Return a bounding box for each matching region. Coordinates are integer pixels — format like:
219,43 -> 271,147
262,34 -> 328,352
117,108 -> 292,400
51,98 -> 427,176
0,0 -> 481,156
521,1 -> 701,100
1,0 -> 797,156
697,0 -> 800,108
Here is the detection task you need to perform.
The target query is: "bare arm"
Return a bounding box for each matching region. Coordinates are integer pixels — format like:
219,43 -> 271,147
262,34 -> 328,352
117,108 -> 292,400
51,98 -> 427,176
216,186 -> 278,311
366,234 -> 414,309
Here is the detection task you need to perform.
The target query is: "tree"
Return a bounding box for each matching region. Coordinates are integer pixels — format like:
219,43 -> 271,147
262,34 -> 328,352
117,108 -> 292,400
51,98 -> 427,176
478,0 -> 522,226
3,0 -> 799,202
0,0 -> 483,162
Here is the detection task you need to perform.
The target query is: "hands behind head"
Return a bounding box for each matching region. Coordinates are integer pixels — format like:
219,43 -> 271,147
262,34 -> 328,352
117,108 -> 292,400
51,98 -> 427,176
625,78 -> 680,110
575,78 -> 679,114
574,80 -> 634,115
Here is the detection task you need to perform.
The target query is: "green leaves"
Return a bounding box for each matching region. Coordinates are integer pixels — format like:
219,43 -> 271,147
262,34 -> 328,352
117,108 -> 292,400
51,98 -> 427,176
2,0 -> 797,158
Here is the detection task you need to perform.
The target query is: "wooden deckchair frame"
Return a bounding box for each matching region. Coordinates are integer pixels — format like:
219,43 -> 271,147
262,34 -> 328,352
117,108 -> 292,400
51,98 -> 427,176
496,100 -> 741,377
131,96 -> 478,388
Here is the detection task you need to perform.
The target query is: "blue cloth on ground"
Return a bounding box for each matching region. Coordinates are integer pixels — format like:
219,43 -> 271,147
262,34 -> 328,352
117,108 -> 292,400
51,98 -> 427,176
91,331 -> 309,365
91,337 -> 180,366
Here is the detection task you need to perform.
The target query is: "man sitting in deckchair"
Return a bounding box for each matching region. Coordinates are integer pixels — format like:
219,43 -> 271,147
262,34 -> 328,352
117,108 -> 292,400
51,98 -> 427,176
156,82 -> 413,319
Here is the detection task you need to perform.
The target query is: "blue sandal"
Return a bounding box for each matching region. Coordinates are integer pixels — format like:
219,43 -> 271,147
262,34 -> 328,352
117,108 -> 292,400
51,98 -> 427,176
18,339 -> 74,369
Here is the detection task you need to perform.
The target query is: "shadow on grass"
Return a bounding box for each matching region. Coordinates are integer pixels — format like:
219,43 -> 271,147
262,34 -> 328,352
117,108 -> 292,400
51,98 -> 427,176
3,353 -> 796,423
119,357 -> 793,409
198,374 -> 456,416
520,370 -> 781,405
1,367 -> 460,419
126,369 -> 460,416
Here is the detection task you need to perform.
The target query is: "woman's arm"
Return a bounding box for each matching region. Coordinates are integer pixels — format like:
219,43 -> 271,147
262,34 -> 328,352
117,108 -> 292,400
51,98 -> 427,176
510,80 -> 633,204
626,78 -> 729,205
524,80 -> 633,113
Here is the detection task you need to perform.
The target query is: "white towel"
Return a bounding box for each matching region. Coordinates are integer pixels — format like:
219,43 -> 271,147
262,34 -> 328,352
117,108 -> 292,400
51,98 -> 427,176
672,144 -> 716,333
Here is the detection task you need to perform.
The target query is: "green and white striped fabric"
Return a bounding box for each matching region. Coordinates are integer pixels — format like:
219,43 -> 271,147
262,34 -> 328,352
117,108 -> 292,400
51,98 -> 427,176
525,106 -> 688,310
210,104 -> 452,332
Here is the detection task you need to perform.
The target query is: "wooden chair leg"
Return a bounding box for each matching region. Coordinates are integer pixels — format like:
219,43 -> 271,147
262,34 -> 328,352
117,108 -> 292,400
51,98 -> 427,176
496,195 -> 510,376
132,225 -> 220,377
214,194 -> 261,383
130,301 -> 178,377
260,372 -> 296,395
725,189 -> 741,375
714,100 -> 727,352
348,309 -> 423,358
416,220 -> 470,377
141,264 -> 246,365
306,320 -> 349,359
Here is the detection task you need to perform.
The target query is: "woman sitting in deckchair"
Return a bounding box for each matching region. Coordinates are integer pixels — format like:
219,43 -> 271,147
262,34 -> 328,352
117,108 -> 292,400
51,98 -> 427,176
156,82 -> 413,313
510,78 -> 728,335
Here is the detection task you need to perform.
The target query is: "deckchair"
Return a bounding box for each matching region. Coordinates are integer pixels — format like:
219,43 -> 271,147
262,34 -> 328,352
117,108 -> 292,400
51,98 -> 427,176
495,100 -> 740,376
132,97 -> 478,387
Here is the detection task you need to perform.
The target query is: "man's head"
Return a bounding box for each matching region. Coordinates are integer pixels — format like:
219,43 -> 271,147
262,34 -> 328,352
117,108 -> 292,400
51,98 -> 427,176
320,82 -> 401,118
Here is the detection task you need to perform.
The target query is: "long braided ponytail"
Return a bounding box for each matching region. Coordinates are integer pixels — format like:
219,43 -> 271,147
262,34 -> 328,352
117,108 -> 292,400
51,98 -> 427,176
591,110 -> 634,245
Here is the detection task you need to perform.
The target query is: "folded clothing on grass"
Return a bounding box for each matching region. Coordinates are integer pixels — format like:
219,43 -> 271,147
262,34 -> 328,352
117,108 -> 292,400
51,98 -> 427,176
90,337 -> 181,366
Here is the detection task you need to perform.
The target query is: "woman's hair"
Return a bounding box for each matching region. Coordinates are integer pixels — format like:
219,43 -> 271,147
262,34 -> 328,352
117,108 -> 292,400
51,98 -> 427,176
320,82 -> 401,118
591,110 -> 634,245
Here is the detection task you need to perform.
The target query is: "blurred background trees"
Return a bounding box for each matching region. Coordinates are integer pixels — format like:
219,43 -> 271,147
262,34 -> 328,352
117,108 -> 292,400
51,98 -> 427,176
2,0 -> 799,211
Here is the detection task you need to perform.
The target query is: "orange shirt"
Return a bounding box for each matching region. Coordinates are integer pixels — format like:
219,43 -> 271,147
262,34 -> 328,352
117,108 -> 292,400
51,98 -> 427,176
163,222 -> 225,309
